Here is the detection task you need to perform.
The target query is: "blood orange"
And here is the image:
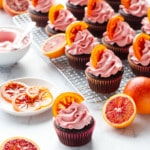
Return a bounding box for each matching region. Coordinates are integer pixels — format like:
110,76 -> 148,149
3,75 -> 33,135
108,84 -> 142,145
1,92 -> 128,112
102,94 -> 136,128
0,0 -> 3,8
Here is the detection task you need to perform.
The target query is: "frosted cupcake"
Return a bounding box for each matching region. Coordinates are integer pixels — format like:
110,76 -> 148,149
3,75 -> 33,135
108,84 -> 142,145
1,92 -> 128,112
119,0 -> 148,30
28,0 -> 54,27
128,33 -> 150,77
102,15 -> 135,59
65,21 -> 99,70
83,0 -> 115,38
85,44 -> 123,94
45,4 -> 77,36
105,0 -> 121,12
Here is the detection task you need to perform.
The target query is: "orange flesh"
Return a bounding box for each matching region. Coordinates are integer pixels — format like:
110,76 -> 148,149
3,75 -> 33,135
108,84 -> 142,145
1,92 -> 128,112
121,0 -> 131,9
148,7 -> 150,22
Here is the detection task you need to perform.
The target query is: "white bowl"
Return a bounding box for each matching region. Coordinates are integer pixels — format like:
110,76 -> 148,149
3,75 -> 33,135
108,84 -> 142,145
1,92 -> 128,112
0,27 -> 31,67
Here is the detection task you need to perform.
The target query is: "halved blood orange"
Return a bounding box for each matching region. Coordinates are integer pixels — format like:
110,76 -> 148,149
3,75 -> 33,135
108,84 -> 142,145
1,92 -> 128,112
41,33 -> 66,58
66,21 -> 88,46
106,15 -> 124,40
48,4 -> 64,24
91,44 -> 106,68
121,0 -> 130,9
148,7 -> 150,22
102,94 -> 137,128
133,33 -> 150,60
52,92 -> 84,117
1,81 -> 27,103
0,136 -> 40,150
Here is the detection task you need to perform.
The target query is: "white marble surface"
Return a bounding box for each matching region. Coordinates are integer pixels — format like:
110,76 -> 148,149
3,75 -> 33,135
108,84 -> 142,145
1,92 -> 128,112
1,2 -> 150,150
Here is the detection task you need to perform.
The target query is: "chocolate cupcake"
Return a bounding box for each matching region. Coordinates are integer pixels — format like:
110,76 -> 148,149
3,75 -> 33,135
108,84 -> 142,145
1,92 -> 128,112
105,0 -> 121,12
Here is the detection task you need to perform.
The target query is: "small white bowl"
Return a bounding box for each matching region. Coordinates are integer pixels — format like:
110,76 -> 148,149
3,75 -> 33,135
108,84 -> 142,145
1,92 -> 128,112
0,27 -> 31,67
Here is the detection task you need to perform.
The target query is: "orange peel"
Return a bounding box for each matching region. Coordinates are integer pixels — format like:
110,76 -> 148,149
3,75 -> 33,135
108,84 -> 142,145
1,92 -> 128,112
147,7 -> 150,23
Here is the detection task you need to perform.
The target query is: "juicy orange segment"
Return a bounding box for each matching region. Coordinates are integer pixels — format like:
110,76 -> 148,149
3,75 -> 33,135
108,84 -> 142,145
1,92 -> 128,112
121,0 -> 131,9
52,92 -> 84,117
133,33 -> 150,60
102,94 -> 137,128
41,33 -> 66,58
91,44 -> 106,68
66,21 -> 88,46
147,7 -> 150,22
32,0 -> 38,7
107,15 -> 124,40
48,4 -> 64,24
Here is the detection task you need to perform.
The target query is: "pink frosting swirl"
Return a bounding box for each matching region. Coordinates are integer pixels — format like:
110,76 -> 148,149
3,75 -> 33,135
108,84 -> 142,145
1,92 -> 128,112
84,1 -> 115,24
103,21 -> 135,47
48,9 -> 76,31
141,17 -> 150,35
68,0 -> 87,6
29,0 -> 54,13
55,102 -> 92,129
129,40 -> 150,66
66,29 -> 99,55
120,0 -> 148,17
86,50 -> 122,78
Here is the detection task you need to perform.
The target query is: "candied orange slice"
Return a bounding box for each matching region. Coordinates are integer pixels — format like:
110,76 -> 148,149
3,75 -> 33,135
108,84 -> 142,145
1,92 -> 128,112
133,33 -> 150,60
52,92 -> 84,117
147,7 -> 150,22
32,0 -> 38,7
66,21 -> 88,46
121,0 -> 131,9
107,15 -> 124,40
48,4 -> 64,24
91,44 -> 106,68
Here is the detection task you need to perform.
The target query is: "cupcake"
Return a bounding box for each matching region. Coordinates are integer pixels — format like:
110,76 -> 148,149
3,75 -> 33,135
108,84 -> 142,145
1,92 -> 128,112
85,44 -> 124,94
102,15 -> 135,59
119,0 -> 148,30
128,33 -> 150,77
83,0 -> 115,38
52,92 -> 95,146
65,21 -> 99,70
66,0 -> 87,20
28,0 -> 54,27
45,4 -> 76,36
105,0 -> 121,12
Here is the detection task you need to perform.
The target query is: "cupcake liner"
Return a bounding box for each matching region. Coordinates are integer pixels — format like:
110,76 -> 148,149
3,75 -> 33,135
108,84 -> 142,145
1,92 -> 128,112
105,0 -> 120,12
54,118 -> 95,146
128,55 -> 150,77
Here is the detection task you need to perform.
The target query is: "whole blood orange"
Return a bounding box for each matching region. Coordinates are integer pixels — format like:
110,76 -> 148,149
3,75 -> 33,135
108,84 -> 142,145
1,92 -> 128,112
123,76 -> 150,114
102,94 -> 136,128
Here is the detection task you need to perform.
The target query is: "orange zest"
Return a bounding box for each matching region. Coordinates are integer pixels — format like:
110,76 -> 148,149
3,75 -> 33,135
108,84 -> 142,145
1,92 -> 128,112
48,4 -> 64,24
102,94 -> 137,128
133,33 -> 150,60
147,7 -> 150,23
107,15 -> 124,40
121,0 -> 131,9
52,92 -> 84,117
66,21 -> 88,46
91,44 -> 106,68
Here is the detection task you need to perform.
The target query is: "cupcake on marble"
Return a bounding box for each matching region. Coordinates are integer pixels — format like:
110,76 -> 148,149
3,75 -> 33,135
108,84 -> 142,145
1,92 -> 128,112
102,15 -> 135,59
83,0 -> 115,38
65,21 -> 99,70
28,0 -> 54,27
105,0 -> 121,12
119,0 -> 148,30
128,33 -> 150,77
66,0 -> 88,20
45,4 -> 77,36
85,44 -> 123,94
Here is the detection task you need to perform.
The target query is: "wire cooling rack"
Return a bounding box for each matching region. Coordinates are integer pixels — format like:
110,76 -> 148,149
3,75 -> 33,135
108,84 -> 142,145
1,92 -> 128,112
13,13 -> 135,103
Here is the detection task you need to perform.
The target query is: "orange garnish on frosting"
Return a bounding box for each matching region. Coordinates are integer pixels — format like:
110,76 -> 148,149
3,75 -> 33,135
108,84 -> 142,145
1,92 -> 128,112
32,0 -> 38,7
121,0 -> 131,9
107,15 -> 124,40
48,4 -> 64,24
66,21 -> 88,46
91,44 -> 106,68
147,7 -> 150,23
133,33 -> 150,60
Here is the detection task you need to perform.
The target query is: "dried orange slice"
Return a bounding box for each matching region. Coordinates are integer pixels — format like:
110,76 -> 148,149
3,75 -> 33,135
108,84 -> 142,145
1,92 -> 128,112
121,0 -> 131,9
48,4 -> 64,24
66,21 -> 88,46
91,44 -> 106,68
41,33 -> 66,58
133,33 -> 150,60
102,94 -> 137,128
147,7 -> 150,23
107,15 -> 124,40
52,92 -> 84,117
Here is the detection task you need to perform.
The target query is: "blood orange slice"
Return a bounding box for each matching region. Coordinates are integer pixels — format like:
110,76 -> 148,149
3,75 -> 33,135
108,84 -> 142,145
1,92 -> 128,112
87,0 -> 97,16
102,94 -> 136,128
0,136 -> 40,150
121,0 -> 131,9
0,0 -> 3,8
41,33 -> 66,58
52,92 -> 84,117
148,7 -> 150,22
